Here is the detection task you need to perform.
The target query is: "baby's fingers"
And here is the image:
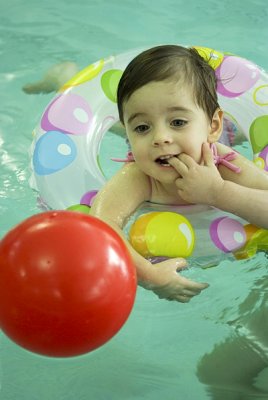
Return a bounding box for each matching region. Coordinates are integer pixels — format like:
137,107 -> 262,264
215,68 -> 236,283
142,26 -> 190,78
177,271 -> 209,288
172,259 -> 209,293
168,285 -> 208,302
186,279 -> 209,291
168,157 -> 188,176
202,142 -> 214,166
173,295 -> 192,303
173,257 -> 188,271
167,292 -> 198,303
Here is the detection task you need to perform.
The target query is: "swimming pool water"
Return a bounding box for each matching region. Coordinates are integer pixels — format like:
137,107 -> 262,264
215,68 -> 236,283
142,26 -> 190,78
1,0 -> 268,399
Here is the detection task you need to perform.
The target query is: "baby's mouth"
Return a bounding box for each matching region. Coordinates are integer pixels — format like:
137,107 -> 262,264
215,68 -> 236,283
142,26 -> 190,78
155,154 -> 178,166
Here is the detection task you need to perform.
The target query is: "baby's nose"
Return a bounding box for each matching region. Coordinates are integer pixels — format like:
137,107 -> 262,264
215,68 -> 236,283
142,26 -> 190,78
152,130 -> 173,146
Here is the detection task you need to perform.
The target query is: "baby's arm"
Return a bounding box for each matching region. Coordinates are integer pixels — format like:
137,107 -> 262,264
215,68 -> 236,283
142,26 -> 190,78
90,162 -> 209,303
169,142 -> 268,229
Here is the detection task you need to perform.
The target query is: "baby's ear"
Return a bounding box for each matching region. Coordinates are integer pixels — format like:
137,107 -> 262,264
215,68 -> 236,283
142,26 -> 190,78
208,109 -> 223,143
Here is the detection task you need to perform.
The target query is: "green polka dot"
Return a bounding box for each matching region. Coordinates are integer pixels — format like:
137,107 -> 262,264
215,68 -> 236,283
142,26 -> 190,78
101,69 -> 123,103
249,115 -> 268,153
67,204 -> 91,214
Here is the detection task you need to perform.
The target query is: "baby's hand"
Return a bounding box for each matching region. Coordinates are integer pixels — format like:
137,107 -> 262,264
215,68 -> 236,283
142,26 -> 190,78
168,143 -> 224,205
142,258 -> 209,303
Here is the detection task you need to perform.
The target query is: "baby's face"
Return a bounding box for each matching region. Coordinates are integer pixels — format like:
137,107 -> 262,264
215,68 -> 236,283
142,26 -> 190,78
123,80 -> 221,184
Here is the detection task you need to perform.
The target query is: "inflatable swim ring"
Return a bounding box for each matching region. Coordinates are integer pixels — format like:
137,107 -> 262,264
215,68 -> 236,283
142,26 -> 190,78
30,45 -> 268,265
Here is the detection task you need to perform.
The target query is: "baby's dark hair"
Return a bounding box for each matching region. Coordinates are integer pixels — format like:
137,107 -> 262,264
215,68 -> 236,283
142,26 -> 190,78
117,45 -> 220,123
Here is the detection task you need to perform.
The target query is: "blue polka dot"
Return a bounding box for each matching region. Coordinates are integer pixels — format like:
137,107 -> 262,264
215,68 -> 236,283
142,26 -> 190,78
33,131 -> 77,175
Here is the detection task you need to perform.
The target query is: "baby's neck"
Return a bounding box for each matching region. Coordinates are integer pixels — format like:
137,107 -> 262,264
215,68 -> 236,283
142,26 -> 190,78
149,178 -> 190,206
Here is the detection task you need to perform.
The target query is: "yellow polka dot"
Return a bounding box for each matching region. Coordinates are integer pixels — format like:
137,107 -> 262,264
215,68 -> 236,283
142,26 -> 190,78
254,157 -> 265,169
129,212 -> 160,257
253,84 -> 268,106
59,59 -> 104,90
193,46 -> 224,70
145,212 -> 195,258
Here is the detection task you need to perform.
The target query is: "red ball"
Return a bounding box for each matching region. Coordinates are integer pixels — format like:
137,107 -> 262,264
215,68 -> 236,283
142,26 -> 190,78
0,211 -> 136,357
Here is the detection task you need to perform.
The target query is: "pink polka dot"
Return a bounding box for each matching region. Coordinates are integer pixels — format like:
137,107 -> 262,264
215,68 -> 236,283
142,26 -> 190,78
210,217 -> 246,253
41,94 -> 93,135
216,56 -> 260,98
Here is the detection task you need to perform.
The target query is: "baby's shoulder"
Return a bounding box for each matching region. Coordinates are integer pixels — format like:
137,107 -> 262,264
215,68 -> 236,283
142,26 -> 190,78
121,162 -> 150,181
215,142 -> 234,155
215,142 -> 268,188
113,162 -> 152,198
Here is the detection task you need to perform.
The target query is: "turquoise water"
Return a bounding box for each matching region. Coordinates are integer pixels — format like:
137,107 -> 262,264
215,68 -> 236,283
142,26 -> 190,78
1,0 -> 268,399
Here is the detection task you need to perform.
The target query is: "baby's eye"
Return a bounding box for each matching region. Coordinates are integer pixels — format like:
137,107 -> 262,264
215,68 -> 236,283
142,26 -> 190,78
134,124 -> 149,133
171,119 -> 187,127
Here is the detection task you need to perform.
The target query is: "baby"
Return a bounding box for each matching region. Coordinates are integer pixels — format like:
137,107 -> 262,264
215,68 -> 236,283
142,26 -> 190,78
90,45 -> 268,303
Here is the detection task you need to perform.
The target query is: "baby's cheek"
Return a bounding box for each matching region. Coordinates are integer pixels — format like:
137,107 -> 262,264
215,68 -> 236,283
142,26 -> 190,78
188,149 -> 202,165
